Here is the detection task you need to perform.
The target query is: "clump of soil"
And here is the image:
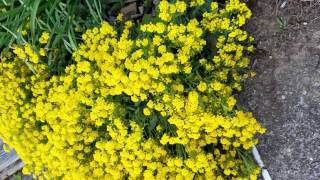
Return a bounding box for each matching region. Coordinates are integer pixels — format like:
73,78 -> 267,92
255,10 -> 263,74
239,0 -> 320,179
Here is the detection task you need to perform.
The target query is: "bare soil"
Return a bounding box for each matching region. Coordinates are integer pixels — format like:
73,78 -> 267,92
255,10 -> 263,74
239,0 -> 320,179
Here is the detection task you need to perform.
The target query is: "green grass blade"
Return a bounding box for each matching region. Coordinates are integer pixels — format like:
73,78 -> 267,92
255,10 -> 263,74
30,0 -> 41,42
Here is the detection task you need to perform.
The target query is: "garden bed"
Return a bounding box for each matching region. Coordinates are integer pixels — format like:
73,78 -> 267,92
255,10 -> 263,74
1,0 -> 320,179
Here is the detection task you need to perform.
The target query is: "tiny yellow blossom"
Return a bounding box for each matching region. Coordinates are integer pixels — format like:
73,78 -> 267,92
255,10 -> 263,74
116,13 -> 123,22
143,108 -> 151,116
197,82 -> 207,92
39,48 -> 46,56
227,96 -> 237,108
39,32 -> 50,44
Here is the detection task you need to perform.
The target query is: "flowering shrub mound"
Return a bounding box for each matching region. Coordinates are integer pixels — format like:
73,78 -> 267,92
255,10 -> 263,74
0,0 -> 265,179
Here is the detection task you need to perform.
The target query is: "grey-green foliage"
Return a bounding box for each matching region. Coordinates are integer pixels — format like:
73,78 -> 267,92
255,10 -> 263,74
0,0 -> 123,74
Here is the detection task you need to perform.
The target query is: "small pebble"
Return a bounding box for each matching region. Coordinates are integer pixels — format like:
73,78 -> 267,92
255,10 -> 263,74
281,95 -> 286,100
280,1 -> 287,9
302,90 -> 307,95
303,22 -> 308,25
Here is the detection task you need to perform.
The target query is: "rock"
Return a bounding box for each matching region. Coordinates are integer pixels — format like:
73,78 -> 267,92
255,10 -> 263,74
120,2 -> 137,19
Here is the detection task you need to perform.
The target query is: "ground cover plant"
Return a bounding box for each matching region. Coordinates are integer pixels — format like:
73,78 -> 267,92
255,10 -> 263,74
0,0 -> 265,179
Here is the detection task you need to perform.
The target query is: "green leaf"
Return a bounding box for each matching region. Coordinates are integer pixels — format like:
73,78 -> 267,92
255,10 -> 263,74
24,60 -> 37,74
148,113 -> 158,133
30,0 -> 41,41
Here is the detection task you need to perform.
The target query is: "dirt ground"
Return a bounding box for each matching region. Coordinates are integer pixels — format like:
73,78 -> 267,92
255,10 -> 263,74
238,0 -> 320,179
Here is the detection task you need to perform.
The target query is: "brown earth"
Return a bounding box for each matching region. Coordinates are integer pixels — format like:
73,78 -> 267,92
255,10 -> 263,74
238,0 -> 320,179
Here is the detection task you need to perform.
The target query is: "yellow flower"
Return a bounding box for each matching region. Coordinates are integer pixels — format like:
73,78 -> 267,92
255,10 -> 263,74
211,81 -> 223,91
143,108 -> 151,116
158,45 -> 166,54
0,1 -> 264,179
211,2 -> 218,10
176,1 -> 187,13
185,91 -> 199,114
197,82 -> 207,92
247,45 -> 254,52
39,48 -> 46,56
76,61 -> 91,73
190,0 -> 205,7
224,169 -> 231,175
116,13 -> 124,22
39,32 -> 50,44
227,96 -> 237,109
3,144 -> 11,153
22,30 -> 28,36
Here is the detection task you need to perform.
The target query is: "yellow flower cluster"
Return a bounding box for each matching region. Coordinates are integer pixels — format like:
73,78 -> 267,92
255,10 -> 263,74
13,43 -> 40,64
0,0 -> 264,179
158,0 -> 187,21
39,32 -> 50,44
